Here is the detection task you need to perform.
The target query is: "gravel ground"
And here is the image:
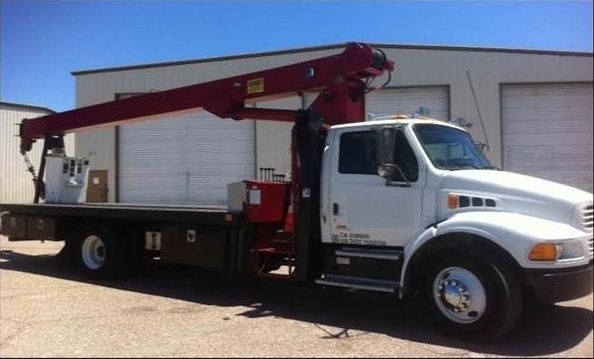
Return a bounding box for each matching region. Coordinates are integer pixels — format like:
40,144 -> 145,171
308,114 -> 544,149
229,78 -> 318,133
1,236 -> 592,358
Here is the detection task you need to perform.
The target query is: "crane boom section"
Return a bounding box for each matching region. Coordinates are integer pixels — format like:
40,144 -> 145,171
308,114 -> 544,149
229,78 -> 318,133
19,42 -> 394,152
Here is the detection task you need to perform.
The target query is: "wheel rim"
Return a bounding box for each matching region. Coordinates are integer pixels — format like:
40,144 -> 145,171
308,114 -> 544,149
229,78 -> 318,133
432,266 -> 486,324
81,235 -> 106,270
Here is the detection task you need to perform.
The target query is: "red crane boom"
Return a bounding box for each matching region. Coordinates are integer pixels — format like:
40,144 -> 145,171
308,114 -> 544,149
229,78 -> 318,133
19,42 -> 394,152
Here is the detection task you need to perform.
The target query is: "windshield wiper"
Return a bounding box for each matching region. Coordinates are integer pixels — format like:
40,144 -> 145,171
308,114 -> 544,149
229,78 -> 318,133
481,165 -> 500,170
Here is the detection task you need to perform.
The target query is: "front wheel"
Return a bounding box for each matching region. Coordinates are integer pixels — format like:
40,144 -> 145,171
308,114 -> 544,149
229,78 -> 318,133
424,251 -> 522,341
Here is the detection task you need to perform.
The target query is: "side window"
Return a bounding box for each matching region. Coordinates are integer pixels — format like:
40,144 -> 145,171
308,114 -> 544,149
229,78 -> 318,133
392,131 -> 419,182
338,131 -> 377,175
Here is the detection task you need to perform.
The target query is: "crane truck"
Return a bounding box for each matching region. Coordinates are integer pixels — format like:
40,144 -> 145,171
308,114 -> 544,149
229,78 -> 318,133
1,42 -> 592,340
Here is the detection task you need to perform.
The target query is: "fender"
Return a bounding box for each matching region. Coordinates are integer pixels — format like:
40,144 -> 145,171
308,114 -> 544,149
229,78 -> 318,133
399,211 -> 591,297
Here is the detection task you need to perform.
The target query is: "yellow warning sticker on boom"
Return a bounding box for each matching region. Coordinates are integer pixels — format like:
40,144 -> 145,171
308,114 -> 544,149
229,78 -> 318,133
247,78 -> 264,95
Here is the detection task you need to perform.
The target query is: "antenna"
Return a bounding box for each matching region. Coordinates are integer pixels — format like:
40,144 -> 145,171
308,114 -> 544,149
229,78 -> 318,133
466,70 -> 490,151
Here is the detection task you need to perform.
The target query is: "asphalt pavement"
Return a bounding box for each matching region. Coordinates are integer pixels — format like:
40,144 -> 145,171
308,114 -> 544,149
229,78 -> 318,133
1,236 -> 592,358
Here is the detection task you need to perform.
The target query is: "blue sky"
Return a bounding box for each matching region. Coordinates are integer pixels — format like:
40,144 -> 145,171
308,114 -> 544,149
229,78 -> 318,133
1,1 -> 592,112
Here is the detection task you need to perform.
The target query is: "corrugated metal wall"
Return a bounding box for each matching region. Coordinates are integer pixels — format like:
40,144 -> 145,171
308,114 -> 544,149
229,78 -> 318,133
118,112 -> 255,205
501,82 -> 593,192
1,103 -> 75,203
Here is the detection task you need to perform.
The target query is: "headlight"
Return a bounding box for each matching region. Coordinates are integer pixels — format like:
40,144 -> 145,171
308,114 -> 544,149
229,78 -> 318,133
528,240 -> 585,262
557,240 -> 586,260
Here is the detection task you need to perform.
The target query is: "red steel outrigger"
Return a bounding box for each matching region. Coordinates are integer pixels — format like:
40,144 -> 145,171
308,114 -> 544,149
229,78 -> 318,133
19,42 -> 394,280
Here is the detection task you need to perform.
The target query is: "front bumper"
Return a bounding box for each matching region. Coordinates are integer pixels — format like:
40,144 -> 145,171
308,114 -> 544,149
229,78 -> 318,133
526,261 -> 593,304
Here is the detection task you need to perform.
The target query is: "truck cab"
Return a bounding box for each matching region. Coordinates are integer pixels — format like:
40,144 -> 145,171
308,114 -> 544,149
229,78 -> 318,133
318,115 -> 593,339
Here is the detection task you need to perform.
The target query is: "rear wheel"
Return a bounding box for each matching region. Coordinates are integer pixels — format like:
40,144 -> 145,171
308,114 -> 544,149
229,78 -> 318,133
424,251 -> 522,341
77,225 -> 127,278
81,235 -> 106,270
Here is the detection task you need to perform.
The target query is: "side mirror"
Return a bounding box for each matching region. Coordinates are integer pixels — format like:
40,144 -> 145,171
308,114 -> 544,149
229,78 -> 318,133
375,127 -> 412,187
376,126 -> 396,166
377,163 -> 394,178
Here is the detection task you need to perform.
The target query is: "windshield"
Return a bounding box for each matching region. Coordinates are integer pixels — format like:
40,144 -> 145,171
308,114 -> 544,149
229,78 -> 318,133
413,123 -> 494,170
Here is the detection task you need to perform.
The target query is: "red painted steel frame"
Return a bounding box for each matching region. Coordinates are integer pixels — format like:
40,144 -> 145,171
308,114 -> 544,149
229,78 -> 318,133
19,42 -> 393,151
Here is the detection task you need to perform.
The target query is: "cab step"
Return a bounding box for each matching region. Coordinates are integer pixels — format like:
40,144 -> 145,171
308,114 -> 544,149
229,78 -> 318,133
315,274 -> 399,293
335,247 -> 403,261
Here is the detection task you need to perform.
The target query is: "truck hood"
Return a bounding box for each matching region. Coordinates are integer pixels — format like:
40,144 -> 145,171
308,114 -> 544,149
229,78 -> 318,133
440,170 -> 593,232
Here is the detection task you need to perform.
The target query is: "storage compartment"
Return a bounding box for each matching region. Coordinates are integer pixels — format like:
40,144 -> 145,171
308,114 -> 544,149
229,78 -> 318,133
45,155 -> 90,204
0,214 -> 27,237
26,217 -> 56,239
160,225 -> 228,269
227,180 -> 290,223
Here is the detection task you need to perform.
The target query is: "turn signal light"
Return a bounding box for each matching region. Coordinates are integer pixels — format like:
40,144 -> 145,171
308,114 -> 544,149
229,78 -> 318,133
448,194 -> 458,209
528,243 -> 559,261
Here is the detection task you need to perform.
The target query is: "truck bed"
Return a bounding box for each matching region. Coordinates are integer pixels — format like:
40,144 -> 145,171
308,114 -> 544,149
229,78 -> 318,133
0,202 -> 242,226
0,202 -> 246,274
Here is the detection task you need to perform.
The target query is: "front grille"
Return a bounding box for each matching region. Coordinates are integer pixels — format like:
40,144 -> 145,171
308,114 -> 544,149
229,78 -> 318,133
589,237 -> 593,257
583,205 -> 593,230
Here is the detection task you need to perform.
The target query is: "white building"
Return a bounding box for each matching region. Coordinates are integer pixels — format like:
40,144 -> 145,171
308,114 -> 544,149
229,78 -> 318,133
1,102 -> 75,203
71,43 -> 593,204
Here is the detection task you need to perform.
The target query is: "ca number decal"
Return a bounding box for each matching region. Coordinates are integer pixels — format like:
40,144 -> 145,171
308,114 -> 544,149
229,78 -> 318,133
331,232 -> 386,246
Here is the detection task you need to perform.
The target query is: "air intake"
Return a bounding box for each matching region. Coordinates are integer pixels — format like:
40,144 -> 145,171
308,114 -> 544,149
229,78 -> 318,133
582,204 -> 593,230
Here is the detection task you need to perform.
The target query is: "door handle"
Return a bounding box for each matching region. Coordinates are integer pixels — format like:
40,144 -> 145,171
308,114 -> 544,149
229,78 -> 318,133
333,203 -> 339,215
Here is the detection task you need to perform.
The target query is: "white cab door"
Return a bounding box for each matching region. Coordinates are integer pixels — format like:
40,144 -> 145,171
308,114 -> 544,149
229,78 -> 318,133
325,129 -> 424,248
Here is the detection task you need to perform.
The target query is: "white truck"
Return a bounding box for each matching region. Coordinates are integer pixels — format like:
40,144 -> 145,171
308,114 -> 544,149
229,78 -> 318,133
320,116 -> 593,339
1,43 -> 592,341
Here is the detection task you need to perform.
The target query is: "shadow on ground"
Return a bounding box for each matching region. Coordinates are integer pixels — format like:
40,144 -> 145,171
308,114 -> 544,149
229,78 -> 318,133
1,248 -> 592,356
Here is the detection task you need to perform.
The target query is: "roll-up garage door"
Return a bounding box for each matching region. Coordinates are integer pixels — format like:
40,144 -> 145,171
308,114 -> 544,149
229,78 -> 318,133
303,86 -> 449,121
118,113 -> 255,205
366,86 -> 449,120
501,83 -> 593,192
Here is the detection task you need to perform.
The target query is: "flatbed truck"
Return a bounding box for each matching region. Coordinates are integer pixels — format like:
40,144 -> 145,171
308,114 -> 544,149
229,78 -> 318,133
1,42 -> 592,341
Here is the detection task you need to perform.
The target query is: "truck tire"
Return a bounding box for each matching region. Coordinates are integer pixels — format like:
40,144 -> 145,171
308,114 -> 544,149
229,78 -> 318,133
423,251 -> 522,341
77,225 -> 127,279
